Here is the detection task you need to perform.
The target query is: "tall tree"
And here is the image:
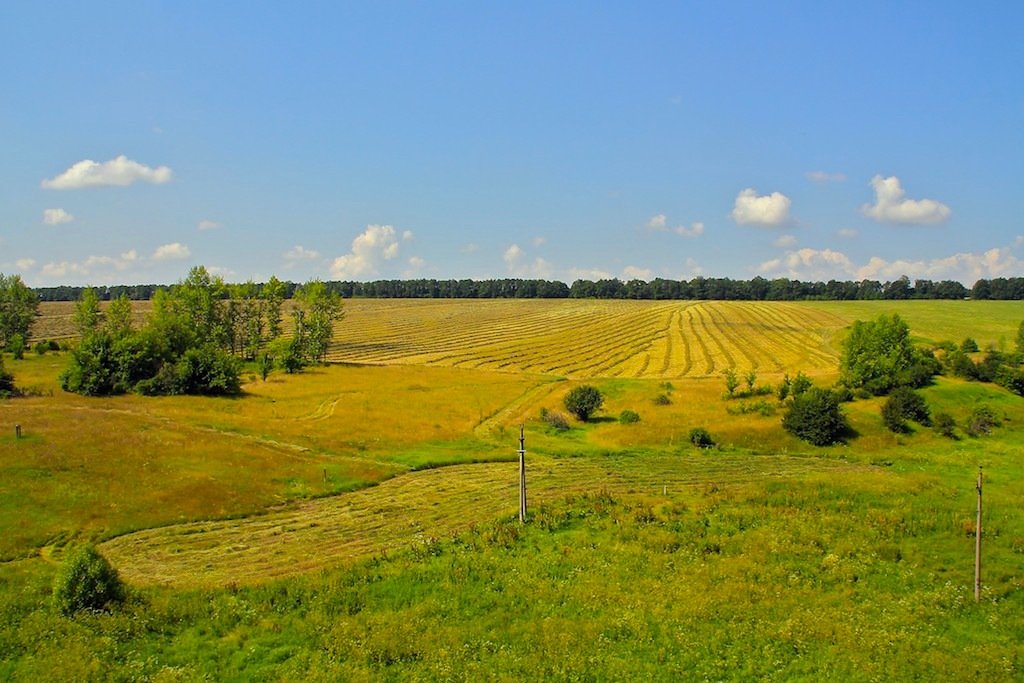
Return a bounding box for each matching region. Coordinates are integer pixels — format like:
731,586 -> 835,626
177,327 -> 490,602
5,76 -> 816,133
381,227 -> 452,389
294,279 -> 344,364
0,273 -> 39,349
73,287 -> 102,336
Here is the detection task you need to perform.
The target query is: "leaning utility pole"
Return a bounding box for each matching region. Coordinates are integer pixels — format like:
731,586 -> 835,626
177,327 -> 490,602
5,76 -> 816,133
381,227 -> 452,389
975,467 -> 983,603
518,424 -> 527,523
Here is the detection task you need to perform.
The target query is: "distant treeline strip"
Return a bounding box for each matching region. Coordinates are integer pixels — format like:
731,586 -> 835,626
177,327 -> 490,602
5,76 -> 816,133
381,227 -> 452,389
32,275 -> 1024,302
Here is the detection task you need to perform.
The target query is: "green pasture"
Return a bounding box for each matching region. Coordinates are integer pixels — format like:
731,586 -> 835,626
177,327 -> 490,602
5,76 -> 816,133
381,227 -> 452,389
1,300 -> 1023,680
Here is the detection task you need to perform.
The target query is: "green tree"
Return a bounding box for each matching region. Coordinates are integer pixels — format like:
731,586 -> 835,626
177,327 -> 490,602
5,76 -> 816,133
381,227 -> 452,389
1016,321 -> 1024,355
840,313 -> 931,395
723,368 -> 739,396
563,384 -> 604,421
262,275 -> 287,340
52,545 -> 126,616
73,287 -> 102,336
104,294 -> 135,338
294,279 -> 344,364
172,266 -> 230,348
0,354 -> 14,395
0,273 -> 39,349
782,388 -> 848,446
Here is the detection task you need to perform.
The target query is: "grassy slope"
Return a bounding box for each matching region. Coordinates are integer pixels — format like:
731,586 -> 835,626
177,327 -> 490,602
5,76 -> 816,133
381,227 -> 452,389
2,299 -> 1023,679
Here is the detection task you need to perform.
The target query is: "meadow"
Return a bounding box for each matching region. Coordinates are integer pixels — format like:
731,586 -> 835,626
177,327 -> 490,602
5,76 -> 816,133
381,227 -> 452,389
1,298 -> 1022,680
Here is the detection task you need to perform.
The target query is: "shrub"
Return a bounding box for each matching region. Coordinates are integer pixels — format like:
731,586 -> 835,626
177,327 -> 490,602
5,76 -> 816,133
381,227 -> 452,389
965,405 -> 998,437
722,369 -> 739,396
689,427 -> 715,448
542,410 -> 570,431
52,545 -> 126,616
652,393 -> 671,406
777,374 -> 791,401
782,388 -> 848,446
933,411 -> 957,439
563,385 -> 604,422
961,337 -> 979,353
9,334 -> 25,360
790,371 -> 813,397
34,340 -> 49,355
882,387 -> 931,433
0,355 -> 13,395
618,409 -> 640,424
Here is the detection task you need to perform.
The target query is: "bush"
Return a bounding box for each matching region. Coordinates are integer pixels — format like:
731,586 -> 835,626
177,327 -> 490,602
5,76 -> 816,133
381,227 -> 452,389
541,409 -> 570,431
965,405 -> 998,437
33,340 -> 49,355
652,393 -> 671,406
0,355 -> 13,395
961,337 -> 979,353
563,385 -> 604,422
618,409 -> 640,424
791,371 -> 813,397
9,334 -> 25,360
52,545 -> 126,616
782,388 -> 848,446
882,387 -> 931,433
689,427 -> 715,448
933,411 -> 957,439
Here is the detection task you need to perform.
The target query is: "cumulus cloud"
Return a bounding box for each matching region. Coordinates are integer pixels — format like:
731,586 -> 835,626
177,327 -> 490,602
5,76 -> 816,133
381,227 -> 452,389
197,219 -> 222,231
41,155 -> 173,189
15,258 -> 36,271
758,242 -> 1022,284
861,175 -> 951,224
330,224 -> 409,279
43,208 -> 74,225
568,267 -> 613,281
532,236 -> 547,247
647,214 -> 704,237
40,250 -> 138,279
504,243 -> 553,278
152,242 -> 191,261
805,171 -> 847,183
622,266 -> 653,281
682,257 -> 703,277
773,234 -> 797,248
647,214 -> 668,231
675,221 -> 704,237
283,245 -> 320,264
729,188 -> 792,226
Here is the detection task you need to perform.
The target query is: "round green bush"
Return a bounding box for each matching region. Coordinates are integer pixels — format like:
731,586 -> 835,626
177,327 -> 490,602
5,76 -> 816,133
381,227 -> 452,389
52,545 -> 126,616
563,385 -> 604,422
619,409 -> 640,424
689,427 -> 715,448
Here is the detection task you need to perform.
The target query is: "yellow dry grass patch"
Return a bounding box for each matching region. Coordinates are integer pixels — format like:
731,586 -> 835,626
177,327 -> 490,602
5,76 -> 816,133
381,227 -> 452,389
101,454 -> 870,589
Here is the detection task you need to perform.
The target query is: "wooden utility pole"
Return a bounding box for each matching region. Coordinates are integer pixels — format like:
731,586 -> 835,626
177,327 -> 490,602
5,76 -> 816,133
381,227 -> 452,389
518,424 -> 527,523
975,467 -> 983,603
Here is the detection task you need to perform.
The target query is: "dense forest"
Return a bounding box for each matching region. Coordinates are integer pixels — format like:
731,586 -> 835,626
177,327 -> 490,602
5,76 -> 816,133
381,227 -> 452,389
30,275 -> 1024,302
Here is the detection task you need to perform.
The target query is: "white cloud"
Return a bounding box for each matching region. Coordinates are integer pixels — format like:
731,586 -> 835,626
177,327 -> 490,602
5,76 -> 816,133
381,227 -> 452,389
805,171 -> 847,183
647,214 -> 668,231
532,236 -> 547,247
152,242 -> 191,262
404,256 -> 427,277
861,175 -> 951,224
622,266 -> 653,281
43,208 -> 74,225
757,242 -> 1022,284
207,266 -> 236,279
15,258 -> 36,271
330,224 -> 407,279
648,214 -> 703,237
461,243 -> 480,253
682,257 -> 703,277
674,221 -> 704,237
504,243 -> 553,278
41,155 -> 173,189
283,245 -> 320,263
197,219 -> 222,231
39,250 -> 138,280
568,267 -> 613,280
837,228 -> 858,238
773,234 -> 797,247
408,256 -> 425,269
729,188 -> 792,226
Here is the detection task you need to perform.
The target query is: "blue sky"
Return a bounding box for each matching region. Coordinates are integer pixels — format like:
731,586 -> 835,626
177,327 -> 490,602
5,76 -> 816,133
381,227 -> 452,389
2,2 -> 1022,287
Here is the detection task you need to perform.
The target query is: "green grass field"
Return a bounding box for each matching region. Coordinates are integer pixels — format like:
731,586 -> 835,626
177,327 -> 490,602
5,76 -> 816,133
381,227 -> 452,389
1,299 -> 1022,680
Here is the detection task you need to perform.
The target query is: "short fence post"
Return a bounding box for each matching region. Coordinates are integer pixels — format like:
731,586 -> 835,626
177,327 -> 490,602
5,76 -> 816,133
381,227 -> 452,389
14,424 -> 21,439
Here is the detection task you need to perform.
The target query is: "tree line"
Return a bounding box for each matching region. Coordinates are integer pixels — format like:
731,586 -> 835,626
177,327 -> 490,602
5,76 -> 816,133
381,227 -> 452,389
30,275 -> 1024,302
